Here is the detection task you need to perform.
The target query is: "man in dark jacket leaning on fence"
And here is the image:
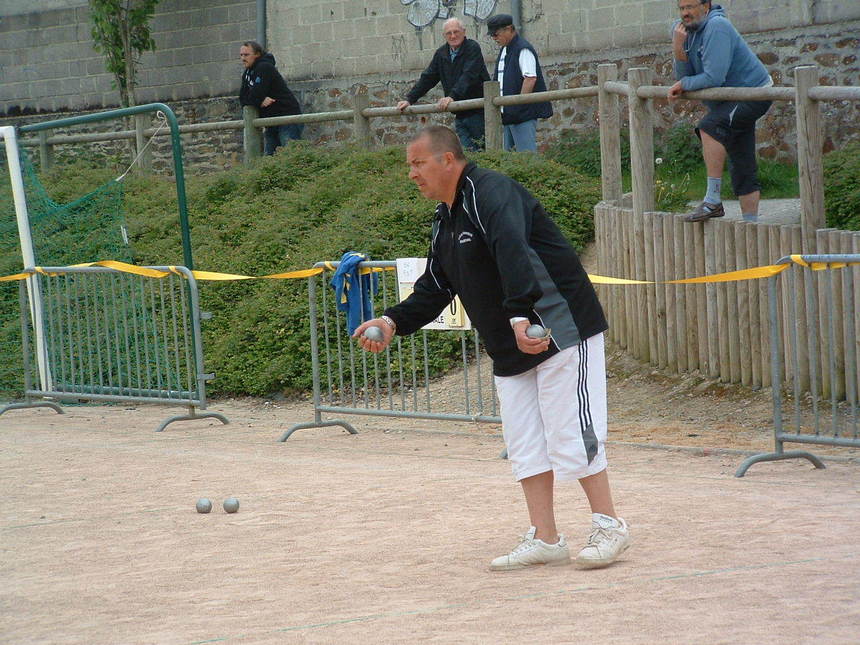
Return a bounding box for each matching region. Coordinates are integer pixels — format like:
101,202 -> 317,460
239,41 -> 303,156
668,1 -> 773,223
397,18 -> 491,151
488,13 -> 553,152
354,125 -> 632,572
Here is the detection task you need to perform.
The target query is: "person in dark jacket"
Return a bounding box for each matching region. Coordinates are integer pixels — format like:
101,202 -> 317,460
487,14 -> 552,152
354,126 -> 631,572
239,41 -> 303,155
396,18 -> 490,151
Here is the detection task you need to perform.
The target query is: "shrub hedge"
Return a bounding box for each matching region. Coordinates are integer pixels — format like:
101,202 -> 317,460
823,141 -> 860,232
1,144 -> 600,397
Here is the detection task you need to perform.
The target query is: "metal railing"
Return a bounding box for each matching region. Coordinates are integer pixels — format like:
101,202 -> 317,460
736,255 -> 859,476
279,260 -> 500,442
0,265 -> 229,432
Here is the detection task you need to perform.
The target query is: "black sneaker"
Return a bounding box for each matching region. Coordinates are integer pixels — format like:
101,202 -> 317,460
684,201 -> 725,222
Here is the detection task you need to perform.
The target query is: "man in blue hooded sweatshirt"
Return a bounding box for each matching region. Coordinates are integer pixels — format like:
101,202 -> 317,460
667,2 -> 772,223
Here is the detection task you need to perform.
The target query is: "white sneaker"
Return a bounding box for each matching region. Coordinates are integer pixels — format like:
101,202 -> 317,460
575,515 -> 631,569
489,526 -> 571,571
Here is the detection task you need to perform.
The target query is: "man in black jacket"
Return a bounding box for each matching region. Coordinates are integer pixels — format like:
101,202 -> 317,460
396,18 -> 490,151
487,14 -> 552,152
355,126 -> 632,572
239,41 -> 303,155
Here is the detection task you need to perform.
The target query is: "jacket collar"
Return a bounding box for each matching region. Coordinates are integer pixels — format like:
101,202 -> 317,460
437,162 -> 477,218
453,162 -> 477,210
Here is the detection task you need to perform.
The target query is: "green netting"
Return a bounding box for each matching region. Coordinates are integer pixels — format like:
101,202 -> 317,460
0,149 -> 132,266
0,146 -> 133,397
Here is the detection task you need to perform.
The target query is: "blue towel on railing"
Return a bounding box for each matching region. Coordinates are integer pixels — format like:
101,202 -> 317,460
330,251 -> 378,335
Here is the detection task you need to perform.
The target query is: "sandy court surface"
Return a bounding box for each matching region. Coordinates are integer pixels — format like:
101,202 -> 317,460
1,398 -> 859,645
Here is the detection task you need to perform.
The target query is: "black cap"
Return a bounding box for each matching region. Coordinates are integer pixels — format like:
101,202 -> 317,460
486,14 -> 514,35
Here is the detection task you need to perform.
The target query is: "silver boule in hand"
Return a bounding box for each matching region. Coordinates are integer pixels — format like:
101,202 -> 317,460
525,324 -> 551,339
363,325 -> 385,342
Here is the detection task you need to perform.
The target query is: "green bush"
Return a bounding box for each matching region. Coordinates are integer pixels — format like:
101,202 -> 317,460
545,127 -> 631,178
1,144 -> 601,397
823,141 -> 860,231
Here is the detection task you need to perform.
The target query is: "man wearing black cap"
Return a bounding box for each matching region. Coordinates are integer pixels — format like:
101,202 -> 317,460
486,14 -> 553,152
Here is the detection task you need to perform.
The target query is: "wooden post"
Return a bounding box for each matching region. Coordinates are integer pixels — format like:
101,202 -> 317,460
37,130 -> 54,172
679,217 -> 696,372
627,68 -> 655,219
715,222 -> 729,382
853,233 -> 860,402
746,224 -> 761,389
734,221 -> 751,386
663,214 -> 677,370
829,229 -> 846,401
794,66 -> 825,253
842,231 -> 857,404
615,208 -> 627,347
483,81 -> 503,151
691,223 -> 706,373
622,208 -> 634,351
134,113 -> 151,172
770,226 -> 786,385
781,226 -> 797,389
597,64 -> 622,203
725,222 -> 740,383
815,229 -> 833,399
652,214 -> 667,368
704,221 -> 720,378
352,86 -> 372,148
595,204 -> 608,331
242,105 -> 262,164
633,208 -> 649,362
757,225 -> 772,388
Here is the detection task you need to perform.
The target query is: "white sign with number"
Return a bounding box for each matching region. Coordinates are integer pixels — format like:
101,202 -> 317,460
395,258 -> 471,330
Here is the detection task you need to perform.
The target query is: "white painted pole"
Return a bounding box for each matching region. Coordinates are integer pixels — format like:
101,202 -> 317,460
2,125 -> 51,390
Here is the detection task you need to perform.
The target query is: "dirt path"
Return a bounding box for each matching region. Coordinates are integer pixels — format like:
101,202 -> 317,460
2,242 -> 858,644
1,397 -> 858,645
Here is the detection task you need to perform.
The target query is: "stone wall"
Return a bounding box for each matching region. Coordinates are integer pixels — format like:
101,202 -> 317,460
0,0 -> 256,115
2,0 -> 858,171
3,98 -> 245,174
267,0 -> 859,81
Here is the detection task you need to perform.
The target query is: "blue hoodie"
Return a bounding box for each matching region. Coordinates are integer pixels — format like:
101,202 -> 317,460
673,5 -> 770,108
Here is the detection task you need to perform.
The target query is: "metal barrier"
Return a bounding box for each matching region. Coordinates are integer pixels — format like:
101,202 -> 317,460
736,255 -> 859,476
279,260 -> 501,441
0,266 -> 229,432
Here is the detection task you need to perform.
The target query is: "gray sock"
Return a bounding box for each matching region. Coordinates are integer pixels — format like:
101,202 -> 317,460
742,213 -> 759,222
704,177 -> 722,204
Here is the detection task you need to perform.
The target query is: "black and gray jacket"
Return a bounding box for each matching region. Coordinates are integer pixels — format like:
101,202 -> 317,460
404,38 -> 490,120
239,53 -> 301,118
384,163 -> 607,376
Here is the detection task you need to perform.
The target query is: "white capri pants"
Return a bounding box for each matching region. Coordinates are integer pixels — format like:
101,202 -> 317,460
494,333 -> 608,482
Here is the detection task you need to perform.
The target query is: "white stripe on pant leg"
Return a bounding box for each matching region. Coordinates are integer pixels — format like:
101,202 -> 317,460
537,334 -> 608,482
494,368 -> 554,481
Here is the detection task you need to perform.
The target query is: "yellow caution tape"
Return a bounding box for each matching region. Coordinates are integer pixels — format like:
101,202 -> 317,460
0,257 -> 855,284
0,272 -> 29,282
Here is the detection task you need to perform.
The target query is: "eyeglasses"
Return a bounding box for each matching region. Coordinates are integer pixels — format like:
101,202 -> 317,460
443,29 -> 464,36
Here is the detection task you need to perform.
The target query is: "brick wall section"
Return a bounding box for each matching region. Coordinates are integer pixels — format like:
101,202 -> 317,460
265,0 -> 860,81
0,0 -> 256,115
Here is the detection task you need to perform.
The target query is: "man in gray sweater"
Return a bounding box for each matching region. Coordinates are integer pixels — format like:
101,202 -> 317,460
668,2 -> 772,223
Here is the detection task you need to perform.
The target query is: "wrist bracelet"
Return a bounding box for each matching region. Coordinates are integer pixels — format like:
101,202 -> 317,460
380,315 -> 397,332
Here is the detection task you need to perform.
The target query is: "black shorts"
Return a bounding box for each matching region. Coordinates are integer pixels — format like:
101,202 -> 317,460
696,100 -> 772,196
